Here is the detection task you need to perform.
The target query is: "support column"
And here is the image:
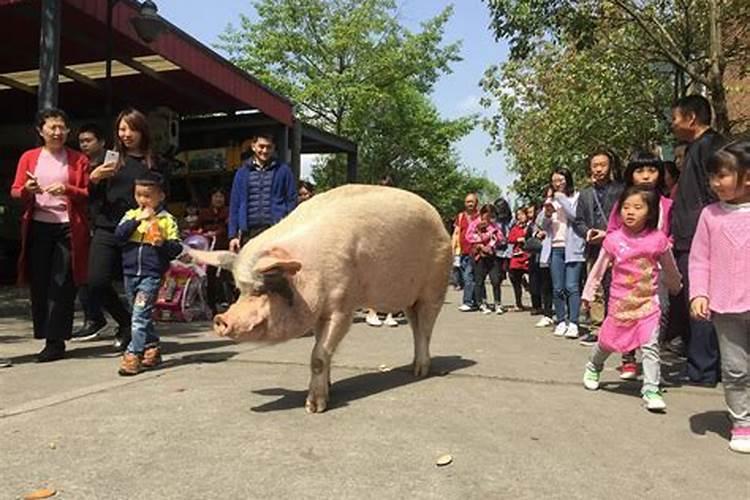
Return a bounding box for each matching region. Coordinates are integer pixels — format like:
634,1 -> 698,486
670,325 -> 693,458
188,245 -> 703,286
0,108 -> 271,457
346,148 -> 358,183
277,126 -> 290,164
38,0 -> 62,111
291,120 -> 302,179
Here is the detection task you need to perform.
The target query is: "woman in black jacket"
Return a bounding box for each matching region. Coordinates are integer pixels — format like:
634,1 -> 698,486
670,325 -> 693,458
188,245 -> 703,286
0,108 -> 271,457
87,108 -> 166,350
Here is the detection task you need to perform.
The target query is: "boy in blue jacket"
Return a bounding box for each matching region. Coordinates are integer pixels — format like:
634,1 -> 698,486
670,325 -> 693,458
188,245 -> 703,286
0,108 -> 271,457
114,172 -> 182,375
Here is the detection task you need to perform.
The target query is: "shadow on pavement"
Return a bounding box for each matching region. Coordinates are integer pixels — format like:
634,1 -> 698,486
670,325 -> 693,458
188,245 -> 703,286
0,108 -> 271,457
250,355 -> 477,413
689,410 -> 731,440
8,339 -> 236,366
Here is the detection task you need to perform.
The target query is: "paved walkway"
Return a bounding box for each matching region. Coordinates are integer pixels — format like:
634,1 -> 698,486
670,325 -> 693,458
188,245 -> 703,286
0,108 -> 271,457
1,288 -> 747,499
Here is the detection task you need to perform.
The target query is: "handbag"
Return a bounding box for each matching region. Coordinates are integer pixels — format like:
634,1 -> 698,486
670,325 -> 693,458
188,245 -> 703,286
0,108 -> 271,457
523,236 -> 543,253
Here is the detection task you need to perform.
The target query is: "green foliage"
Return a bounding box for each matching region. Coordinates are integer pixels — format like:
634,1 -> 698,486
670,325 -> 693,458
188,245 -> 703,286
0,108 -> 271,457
217,0 -> 498,218
481,37 -> 673,199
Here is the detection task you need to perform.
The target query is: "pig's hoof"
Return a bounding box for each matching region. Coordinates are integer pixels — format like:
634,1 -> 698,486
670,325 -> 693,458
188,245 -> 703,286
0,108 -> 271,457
305,395 -> 328,414
413,360 -> 431,377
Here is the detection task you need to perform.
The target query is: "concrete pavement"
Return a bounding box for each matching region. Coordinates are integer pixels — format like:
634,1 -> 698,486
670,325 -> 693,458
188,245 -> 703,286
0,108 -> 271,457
1,288 -> 747,499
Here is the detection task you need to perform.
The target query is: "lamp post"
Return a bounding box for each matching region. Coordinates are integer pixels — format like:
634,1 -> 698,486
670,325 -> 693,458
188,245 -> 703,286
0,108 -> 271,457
38,0 -> 62,111
105,0 -> 167,121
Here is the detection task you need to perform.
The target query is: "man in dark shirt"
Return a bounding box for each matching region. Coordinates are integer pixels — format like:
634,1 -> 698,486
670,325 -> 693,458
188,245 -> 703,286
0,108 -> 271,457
670,94 -> 725,385
71,123 -> 109,341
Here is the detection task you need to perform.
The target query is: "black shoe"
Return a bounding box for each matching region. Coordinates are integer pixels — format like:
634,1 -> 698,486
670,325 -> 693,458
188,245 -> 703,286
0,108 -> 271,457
578,333 -> 598,346
113,326 -> 131,352
529,308 -> 543,316
37,341 -> 66,363
71,319 -> 108,342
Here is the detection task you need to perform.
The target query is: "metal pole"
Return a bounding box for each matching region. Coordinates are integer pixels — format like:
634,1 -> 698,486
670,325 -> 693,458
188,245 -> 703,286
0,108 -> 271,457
105,0 -> 115,123
38,0 -> 62,111
346,148 -> 358,183
291,120 -> 302,179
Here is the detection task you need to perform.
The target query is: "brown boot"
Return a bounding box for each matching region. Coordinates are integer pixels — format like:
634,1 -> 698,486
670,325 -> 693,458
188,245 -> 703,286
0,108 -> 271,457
118,352 -> 142,376
142,346 -> 162,369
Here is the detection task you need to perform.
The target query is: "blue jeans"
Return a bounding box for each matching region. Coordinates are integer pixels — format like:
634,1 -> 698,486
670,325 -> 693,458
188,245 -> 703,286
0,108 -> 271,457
460,255 -> 477,307
124,275 -> 161,354
550,248 -> 583,325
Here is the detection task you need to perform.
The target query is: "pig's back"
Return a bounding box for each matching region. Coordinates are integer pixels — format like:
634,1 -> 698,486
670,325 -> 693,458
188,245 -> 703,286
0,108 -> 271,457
256,185 -> 451,309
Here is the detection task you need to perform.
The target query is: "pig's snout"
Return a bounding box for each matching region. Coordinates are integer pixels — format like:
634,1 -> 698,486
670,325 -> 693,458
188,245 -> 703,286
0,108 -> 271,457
213,313 -> 231,337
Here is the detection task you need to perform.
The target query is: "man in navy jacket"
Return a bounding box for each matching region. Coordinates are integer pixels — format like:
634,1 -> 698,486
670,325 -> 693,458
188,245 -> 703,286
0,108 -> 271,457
228,132 -> 297,252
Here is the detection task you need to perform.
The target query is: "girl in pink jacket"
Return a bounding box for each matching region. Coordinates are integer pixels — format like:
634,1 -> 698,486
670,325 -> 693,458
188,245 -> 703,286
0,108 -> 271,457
689,142 -> 750,454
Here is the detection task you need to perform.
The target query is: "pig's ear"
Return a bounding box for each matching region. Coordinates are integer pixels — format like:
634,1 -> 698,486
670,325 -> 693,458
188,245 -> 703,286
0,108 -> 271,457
187,248 -> 237,271
252,247 -> 302,276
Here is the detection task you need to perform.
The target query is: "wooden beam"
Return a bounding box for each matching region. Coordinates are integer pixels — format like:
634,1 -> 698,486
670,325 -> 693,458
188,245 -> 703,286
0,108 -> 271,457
0,76 -> 35,95
60,67 -> 101,90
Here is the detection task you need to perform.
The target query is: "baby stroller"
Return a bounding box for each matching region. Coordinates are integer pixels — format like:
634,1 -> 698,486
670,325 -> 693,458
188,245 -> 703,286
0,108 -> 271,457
153,233 -> 213,322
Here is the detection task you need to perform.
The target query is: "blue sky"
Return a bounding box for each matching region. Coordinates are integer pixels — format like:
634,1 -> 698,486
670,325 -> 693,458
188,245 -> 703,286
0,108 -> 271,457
156,0 -> 512,191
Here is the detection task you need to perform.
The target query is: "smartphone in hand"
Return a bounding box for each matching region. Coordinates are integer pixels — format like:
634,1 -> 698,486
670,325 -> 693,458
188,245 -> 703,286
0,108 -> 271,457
104,149 -> 120,166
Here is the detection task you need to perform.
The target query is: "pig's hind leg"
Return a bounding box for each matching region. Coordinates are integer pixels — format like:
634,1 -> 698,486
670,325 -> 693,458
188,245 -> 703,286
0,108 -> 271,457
406,299 -> 441,377
306,311 -> 353,413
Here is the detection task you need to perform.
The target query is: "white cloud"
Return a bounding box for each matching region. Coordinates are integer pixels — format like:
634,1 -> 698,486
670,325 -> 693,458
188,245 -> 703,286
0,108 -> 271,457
456,94 -> 483,114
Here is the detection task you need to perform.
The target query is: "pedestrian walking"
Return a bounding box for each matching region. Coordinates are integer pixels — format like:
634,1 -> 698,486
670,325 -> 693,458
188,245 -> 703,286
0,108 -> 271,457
689,142 -> 750,453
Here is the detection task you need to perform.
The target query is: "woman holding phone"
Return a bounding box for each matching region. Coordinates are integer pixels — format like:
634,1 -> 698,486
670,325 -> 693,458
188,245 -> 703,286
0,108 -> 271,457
10,108 -> 90,362
88,108 -> 166,350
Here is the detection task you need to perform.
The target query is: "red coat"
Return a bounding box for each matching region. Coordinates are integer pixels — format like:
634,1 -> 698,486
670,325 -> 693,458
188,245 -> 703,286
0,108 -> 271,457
508,223 -> 530,271
10,147 -> 90,286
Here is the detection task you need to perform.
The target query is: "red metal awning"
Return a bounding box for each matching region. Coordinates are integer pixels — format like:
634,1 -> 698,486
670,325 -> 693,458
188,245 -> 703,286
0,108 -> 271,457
0,0 -> 294,125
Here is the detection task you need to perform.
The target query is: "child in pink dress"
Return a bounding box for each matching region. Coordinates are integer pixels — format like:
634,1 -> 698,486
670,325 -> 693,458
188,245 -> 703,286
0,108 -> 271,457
606,152 -> 673,380
582,186 -> 682,411
689,141 -> 750,453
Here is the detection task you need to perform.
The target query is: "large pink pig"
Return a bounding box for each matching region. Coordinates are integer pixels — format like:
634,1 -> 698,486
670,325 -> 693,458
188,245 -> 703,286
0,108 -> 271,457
188,184 -> 452,413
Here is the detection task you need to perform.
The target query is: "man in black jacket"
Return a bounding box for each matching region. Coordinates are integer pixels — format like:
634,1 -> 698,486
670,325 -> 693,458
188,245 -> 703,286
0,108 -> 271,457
671,94 -> 725,386
573,148 -> 623,345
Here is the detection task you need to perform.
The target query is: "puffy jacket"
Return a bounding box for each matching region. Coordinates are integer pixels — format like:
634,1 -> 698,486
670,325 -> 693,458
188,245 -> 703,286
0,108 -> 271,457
115,207 -> 182,277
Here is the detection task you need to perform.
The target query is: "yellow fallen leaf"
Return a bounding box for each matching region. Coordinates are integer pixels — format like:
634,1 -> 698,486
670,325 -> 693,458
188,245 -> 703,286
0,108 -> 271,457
24,488 -> 56,499
436,454 -> 453,466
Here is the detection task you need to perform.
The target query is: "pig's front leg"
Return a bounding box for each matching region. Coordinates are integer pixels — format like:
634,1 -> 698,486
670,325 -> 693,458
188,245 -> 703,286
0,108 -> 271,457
306,311 -> 352,413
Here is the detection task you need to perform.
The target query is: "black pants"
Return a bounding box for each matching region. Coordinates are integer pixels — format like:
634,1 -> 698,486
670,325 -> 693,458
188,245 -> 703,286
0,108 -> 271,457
528,258 -> 542,310
675,250 -> 720,384
539,266 -> 553,318
28,221 -> 75,341
206,267 -> 234,315
88,228 -> 130,329
474,256 -> 501,306
77,285 -> 105,324
508,268 -> 526,308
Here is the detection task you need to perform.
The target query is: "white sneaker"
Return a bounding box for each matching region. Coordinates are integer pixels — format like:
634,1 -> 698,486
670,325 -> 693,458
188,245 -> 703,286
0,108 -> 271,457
496,306 -> 505,315
535,316 -> 553,328
729,428 -> 750,453
458,304 -> 474,312
383,314 -> 398,327
564,323 -> 580,339
553,322 -> 568,336
365,312 -> 382,327
479,304 -> 492,315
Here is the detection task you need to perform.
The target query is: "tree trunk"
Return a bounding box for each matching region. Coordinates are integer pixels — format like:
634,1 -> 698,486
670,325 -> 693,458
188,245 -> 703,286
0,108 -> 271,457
708,0 -> 730,135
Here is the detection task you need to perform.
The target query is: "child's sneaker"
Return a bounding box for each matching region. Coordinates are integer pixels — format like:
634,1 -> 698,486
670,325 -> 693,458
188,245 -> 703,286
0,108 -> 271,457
553,322 -> 568,337
619,362 -> 638,380
118,352 -> 142,376
729,427 -> 750,454
535,316 -> 553,328
479,304 -> 492,315
142,346 -> 162,369
583,366 -> 600,390
578,332 -> 598,346
642,390 -> 666,411
564,323 -> 580,339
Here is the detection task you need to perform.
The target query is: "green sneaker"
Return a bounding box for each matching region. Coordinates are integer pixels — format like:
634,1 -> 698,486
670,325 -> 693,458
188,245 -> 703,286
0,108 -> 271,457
642,390 -> 666,411
583,366 -> 600,390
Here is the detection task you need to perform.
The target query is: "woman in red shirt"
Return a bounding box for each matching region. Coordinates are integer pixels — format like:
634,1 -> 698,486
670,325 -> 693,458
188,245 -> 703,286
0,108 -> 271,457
10,108 -> 89,362
508,208 -> 531,311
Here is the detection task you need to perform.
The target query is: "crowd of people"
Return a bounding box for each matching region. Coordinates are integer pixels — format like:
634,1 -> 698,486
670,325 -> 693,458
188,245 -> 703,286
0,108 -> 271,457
2,94 -> 749,454
4,106 -> 299,375
450,95 -> 750,454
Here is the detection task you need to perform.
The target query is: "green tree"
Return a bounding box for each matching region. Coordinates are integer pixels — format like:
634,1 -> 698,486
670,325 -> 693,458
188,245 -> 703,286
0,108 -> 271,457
481,38 -> 673,199
217,0 -> 499,217
484,0 -> 750,135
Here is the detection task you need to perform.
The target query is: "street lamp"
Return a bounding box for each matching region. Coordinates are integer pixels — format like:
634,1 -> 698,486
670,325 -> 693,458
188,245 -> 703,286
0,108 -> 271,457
130,1 -> 167,44
106,0 -> 167,119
